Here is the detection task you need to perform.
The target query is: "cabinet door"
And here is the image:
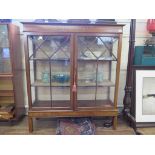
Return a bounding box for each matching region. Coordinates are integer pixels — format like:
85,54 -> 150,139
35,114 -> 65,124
75,34 -> 119,109
28,34 -> 73,109
0,25 -> 12,73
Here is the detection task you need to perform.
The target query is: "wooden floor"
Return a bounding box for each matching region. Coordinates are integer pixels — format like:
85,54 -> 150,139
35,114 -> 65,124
0,116 -> 135,135
136,127 -> 155,135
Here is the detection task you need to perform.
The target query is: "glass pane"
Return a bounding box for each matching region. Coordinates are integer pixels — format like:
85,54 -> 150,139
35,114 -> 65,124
28,35 -> 71,108
0,25 -> 9,47
0,25 -> 11,73
51,60 -> 70,108
29,35 -> 70,60
77,35 -> 118,108
31,87 -> 51,107
30,60 -> 51,108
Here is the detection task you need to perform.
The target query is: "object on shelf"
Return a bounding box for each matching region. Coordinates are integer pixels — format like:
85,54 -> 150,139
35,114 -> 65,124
67,19 -> 91,24
95,19 -> 117,24
41,72 -> 50,83
97,72 -> 104,83
0,104 -> 15,120
147,19 -> 155,33
0,19 -> 12,23
78,72 -> 95,84
47,19 -> 62,23
145,36 -> 155,45
82,72 -> 104,83
52,73 -> 70,83
80,50 -> 107,59
134,46 -> 155,66
34,19 -> 61,23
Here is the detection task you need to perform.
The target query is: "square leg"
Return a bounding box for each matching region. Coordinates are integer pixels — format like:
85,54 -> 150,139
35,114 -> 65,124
28,116 -> 33,133
113,116 -> 117,130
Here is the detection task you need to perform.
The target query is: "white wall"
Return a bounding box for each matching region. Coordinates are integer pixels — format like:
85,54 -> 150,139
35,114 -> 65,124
13,19 -> 151,108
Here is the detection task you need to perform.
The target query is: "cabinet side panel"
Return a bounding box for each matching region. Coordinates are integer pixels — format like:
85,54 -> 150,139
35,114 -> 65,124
9,24 -> 25,118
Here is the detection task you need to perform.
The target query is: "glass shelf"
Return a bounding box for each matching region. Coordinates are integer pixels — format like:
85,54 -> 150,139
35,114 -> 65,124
31,79 -> 115,87
30,57 -> 116,62
31,80 -> 70,87
77,100 -> 114,109
32,100 -> 71,108
78,58 -> 117,61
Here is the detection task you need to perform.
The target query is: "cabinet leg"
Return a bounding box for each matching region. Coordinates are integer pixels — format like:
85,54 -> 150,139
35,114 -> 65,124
113,116 -> 117,130
28,117 -> 33,133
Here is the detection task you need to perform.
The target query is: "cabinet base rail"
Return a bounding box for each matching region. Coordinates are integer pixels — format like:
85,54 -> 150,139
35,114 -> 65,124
28,109 -> 118,133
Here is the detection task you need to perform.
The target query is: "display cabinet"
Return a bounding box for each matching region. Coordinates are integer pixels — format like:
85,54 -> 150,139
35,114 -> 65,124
23,22 -> 123,132
0,23 -> 25,121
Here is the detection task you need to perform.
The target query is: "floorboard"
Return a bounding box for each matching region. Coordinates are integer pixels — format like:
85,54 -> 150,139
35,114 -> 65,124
0,116 -> 135,135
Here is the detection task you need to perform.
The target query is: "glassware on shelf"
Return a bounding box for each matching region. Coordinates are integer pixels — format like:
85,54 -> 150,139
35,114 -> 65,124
52,73 -> 70,83
78,72 -> 95,84
96,72 -> 104,83
41,72 -> 50,83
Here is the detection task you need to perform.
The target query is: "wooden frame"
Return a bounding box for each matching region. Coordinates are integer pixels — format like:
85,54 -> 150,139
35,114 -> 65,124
132,66 -> 155,128
23,22 -> 124,132
0,23 -> 25,121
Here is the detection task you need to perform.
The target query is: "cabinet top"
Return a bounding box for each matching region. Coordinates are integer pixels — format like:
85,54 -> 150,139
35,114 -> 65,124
22,22 -> 124,34
22,22 -> 124,26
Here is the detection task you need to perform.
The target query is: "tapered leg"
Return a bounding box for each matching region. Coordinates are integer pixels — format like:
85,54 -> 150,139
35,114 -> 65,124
28,117 -> 33,133
113,116 -> 117,130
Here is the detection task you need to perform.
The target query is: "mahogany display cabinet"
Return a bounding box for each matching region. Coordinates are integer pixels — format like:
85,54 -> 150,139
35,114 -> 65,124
0,23 -> 25,121
22,22 -> 124,132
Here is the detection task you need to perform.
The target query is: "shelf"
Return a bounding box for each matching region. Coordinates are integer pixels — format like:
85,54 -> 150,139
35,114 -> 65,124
31,100 -> 114,109
31,80 -> 115,87
29,58 -> 70,61
0,74 -> 13,78
78,58 -> 117,61
0,97 -> 14,105
33,100 -> 71,108
29,58 -> 116,62
0,82 -> 13,90
77,100 -> 114,109
78,80 -> 115,87
0,90 -> 14,97
31,80 -> 70,87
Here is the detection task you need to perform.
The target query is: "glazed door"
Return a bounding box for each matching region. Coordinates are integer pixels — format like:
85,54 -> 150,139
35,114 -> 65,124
27,34 -> 73,109
0,25 -> 12,73
0,24 -> 14,111
75,34 -> 119,109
